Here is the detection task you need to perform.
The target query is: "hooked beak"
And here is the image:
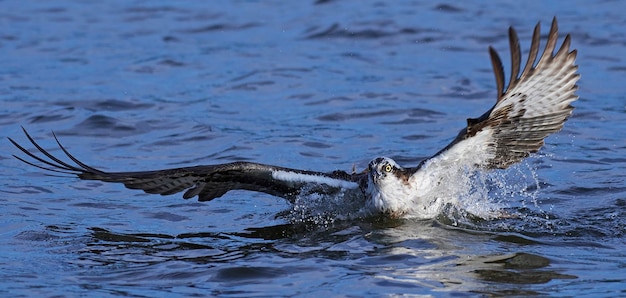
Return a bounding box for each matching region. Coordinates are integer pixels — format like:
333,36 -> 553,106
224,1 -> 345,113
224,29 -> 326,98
368,165 -> 382,184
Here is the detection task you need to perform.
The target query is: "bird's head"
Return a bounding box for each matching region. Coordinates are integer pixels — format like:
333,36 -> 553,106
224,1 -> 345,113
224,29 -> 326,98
364,157 -> 414,216
368,157 -> 405,185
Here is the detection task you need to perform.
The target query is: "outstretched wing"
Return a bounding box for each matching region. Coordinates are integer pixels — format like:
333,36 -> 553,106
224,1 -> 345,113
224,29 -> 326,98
9,128 -> 363,202
420,17 -> 579,172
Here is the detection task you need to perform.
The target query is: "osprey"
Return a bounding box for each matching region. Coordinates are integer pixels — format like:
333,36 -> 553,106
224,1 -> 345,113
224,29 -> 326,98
10,18 -> 579,219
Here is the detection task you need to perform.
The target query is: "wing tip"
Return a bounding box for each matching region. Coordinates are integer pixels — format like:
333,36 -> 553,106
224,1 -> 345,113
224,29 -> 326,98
10,128 -> 86,175
492,17 -> 578,98
489,46 -> 505,98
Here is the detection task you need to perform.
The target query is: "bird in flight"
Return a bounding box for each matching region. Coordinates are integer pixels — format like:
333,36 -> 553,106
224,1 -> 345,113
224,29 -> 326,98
10,18 -> 579,219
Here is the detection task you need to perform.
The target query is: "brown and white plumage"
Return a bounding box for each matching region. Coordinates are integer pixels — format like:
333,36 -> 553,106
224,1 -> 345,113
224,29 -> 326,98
9,18 -> 579,219
431,17 -> 578,170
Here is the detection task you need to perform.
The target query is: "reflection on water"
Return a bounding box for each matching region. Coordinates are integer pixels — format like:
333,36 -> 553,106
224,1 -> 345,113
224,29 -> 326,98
69,220 -> 581,296
4,194 -> 622,296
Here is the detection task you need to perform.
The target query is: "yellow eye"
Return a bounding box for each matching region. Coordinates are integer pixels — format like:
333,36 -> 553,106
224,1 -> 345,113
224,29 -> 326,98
384,164 -> 392,172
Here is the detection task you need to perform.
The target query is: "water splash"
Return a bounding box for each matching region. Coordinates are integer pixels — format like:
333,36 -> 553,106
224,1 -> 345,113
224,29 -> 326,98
459,159 -> 567,233
281,158 -> 560,232
288,186 -> 367,226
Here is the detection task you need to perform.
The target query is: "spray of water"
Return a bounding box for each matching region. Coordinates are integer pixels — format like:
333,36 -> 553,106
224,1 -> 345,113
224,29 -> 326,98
285,159 -> 551,231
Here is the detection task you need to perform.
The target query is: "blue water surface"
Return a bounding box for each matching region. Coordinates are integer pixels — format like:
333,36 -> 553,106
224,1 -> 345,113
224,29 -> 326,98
1,1 -> 625,297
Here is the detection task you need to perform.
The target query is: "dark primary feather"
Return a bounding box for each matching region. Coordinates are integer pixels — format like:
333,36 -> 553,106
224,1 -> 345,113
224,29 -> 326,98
9,128 -> 363,202
429,17 -> 579,170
